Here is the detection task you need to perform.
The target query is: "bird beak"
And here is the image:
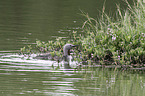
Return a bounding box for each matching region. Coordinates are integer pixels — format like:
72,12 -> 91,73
72,45 -> 78,47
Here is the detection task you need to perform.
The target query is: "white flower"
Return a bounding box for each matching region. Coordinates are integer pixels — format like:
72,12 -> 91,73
118,56 -> 120,60
112,36 -> 116,41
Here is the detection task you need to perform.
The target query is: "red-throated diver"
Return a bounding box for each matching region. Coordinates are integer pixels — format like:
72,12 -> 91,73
35,44 -> 77,62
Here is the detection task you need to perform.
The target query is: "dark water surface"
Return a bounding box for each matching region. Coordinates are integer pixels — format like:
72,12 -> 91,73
1,0 -> 145,96
0,0 -> 132,50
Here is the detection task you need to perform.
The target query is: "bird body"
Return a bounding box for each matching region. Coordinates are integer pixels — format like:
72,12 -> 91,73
35,44 -> 77,63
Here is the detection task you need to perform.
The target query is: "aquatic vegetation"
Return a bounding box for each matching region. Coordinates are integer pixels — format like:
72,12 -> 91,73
20,0 -> 145,66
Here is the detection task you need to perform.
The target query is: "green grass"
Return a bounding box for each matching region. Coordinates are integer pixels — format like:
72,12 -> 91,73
20,0 -> 145,66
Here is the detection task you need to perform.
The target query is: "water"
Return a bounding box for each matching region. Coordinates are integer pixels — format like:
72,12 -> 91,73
1,0 -> 145,96
0,53 -> 145,96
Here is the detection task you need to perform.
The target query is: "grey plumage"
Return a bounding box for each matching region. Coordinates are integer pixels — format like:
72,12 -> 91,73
35,44 -> 77,62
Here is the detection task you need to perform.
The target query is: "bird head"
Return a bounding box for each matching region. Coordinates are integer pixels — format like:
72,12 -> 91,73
63,44 -> 77,56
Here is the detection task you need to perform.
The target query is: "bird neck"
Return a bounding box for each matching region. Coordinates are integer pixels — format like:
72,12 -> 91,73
64,49 -> 70,56
63,50 -> 71,62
